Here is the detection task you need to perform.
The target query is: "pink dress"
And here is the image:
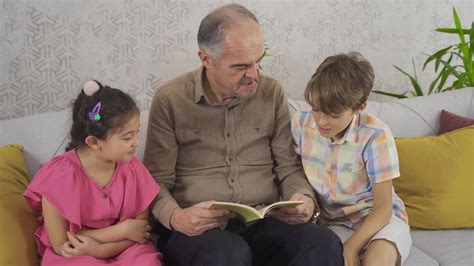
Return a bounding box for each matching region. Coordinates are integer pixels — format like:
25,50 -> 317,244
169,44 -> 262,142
24,149 -> 163,266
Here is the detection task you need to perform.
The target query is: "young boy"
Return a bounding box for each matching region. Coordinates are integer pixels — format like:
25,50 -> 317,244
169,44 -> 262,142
291,52 -> 412,266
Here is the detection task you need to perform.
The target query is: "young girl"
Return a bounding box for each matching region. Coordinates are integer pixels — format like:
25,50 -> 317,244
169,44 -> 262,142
292,53 -> 412,266
24,81 -> 163,265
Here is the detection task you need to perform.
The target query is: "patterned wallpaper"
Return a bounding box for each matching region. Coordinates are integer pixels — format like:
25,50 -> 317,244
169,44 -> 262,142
0,0 -> 472,120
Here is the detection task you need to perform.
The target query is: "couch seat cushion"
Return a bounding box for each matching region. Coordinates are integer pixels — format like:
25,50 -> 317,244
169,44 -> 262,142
404,245 -> 439,266
411,229 -> 474,266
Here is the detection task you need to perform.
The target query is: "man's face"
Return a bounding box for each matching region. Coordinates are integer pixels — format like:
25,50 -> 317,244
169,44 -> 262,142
200,20 -> 265,104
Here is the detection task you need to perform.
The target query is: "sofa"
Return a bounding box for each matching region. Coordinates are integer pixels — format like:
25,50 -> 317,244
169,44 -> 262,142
1,88 -> 473,265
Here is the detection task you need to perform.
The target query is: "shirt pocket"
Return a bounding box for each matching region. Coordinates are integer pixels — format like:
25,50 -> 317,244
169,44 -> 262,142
176,128 -> 217,166
238,125 -> 273,163
335,161 -> 368,196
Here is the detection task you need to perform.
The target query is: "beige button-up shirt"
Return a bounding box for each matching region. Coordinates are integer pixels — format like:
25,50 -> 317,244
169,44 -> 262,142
144,67 -> 315,229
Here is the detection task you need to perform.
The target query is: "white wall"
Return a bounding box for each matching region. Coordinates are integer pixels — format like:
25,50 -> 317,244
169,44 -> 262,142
0,0 -> 472,119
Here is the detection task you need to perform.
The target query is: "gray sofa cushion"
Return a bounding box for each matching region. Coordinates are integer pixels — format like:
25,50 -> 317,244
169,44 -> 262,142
411,229 -> 474,266
405,245 -> 439,266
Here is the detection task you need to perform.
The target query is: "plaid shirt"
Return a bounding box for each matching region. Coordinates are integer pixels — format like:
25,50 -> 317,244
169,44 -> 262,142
291,110 -> 408,226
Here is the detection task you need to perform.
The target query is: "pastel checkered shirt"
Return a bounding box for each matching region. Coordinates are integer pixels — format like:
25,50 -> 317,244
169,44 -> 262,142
291,110 -> 408,226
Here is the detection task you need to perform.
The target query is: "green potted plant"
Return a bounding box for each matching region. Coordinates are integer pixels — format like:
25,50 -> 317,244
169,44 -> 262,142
374,7 -> 473,99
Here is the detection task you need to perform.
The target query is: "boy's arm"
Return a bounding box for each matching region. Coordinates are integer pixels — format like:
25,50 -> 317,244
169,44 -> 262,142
343,179 -> 393,254
78,210 -> 150,243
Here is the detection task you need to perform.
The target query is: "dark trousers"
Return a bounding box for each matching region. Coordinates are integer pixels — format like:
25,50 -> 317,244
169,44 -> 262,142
156,217 -> 343,266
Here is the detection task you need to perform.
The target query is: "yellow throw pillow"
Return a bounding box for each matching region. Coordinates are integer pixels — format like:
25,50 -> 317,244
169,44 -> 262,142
394,126 -> 474,229
0,144 -> 39,265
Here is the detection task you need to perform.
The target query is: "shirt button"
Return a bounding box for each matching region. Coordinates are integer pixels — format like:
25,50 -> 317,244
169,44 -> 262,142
103,193 -> 108,199
230,179 -> 234,183
325,170 -> 330,175
226,133 -> 230,137
229,158 -> 233,162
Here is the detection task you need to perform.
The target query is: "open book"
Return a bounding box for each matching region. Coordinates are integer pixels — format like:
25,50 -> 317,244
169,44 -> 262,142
209,200 -> 304,223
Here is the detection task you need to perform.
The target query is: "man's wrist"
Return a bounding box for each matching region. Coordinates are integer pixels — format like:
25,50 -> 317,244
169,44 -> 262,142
169,207 -> 182,231
304,193 -> 320,223
309,205 -> 321,223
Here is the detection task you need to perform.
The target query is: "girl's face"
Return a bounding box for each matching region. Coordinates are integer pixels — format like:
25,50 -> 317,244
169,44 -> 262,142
97,113 -> 140,163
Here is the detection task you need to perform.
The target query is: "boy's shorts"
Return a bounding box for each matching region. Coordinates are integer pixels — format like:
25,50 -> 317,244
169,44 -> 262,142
327,214 -> 412,265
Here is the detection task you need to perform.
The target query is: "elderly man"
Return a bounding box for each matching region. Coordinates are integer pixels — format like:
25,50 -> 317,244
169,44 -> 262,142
144,4 -> 343,266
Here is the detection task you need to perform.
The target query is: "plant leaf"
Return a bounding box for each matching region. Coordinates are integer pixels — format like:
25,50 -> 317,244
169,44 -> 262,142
429,54 -> 453,94
436,64 -> 456,93
452,7 -> 472,78
436,28 -> 470,34
469,22 -> 474,84
470,22 -> 474,56
452,7 -> 466,44
437,57 -> 462,78
452,73 -> 467,89
394,65 -> 424,96
423,45 -> 452,70
428,68 -> 445,95
372,90 -> 409,99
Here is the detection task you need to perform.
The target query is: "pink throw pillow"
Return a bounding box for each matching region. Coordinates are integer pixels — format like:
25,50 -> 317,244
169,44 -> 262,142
439,109 -> 474,134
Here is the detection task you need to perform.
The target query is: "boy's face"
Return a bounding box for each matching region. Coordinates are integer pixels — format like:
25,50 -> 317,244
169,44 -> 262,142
311,103 -> 366,141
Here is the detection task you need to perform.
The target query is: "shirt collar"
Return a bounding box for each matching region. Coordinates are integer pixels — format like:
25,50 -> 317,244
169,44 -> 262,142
335,113 -> 359,144
193,66 -> 242,107
193,66 -> 206,103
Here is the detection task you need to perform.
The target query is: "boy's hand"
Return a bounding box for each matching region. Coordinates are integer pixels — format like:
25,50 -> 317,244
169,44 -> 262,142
343,241 -> 361,266
120,219 -> 151,243
267,193 -> 314,224
64,231 -> 103,258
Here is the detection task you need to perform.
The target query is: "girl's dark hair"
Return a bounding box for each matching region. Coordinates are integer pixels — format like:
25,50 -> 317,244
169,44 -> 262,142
66,81 -> 139,151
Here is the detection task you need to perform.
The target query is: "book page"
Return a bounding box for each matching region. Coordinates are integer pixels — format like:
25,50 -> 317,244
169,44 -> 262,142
258,200 -> 304,216
210,202 -> 262,222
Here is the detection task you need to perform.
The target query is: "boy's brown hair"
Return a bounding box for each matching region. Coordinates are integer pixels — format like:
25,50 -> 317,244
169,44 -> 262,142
304,52 -> 374,114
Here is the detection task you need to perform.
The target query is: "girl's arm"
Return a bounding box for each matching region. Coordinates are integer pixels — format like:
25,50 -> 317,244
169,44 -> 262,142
64,232 -> 135,259
63,211 -> 150,259
344,179 -> 393,254
42,197 -> 70,255
78,210 -> 151,244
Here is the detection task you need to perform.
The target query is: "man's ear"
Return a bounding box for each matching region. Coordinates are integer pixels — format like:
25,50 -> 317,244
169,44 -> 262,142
198,50 -> 213,69
84,135 -> 101,150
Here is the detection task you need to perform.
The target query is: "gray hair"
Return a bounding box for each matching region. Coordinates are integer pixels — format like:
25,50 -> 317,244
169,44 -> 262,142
197,4 -> 259,60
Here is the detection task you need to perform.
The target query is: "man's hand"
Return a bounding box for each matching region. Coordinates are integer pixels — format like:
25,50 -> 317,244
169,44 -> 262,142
267,193 -> 315,224
120,218 -> 151,244
170,201 -> 232,236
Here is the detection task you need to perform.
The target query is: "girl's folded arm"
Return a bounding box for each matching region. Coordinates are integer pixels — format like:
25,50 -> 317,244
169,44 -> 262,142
42,197 -> 69,256
78,210 -> 150,243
